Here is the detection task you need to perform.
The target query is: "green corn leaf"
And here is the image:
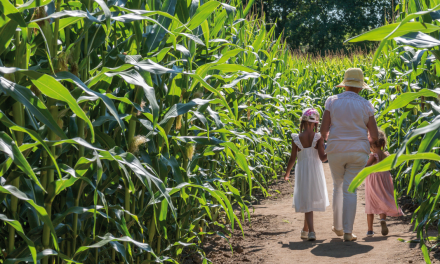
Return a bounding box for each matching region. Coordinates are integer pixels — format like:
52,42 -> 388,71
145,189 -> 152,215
0,19 -> 18,56
243,0 -> 255,16
0,214 -> 37,264
187,1 -> 221,30
144,0 -> 177,52
410,129 -> 440,193
22,71 -> 95,142
0,111 -> 62,180
0,77 -> 67,140
0,185 -> 59,250
53,71 -> 126,137
4,249 -> 79,264
106,69 -> 159,126
421,243 -> 432,264
0,132 -> 45,191
93,150 -> 103,240
367,3 -> 440,66
347,22 -> 440,43
52,205 -> 106,227
201,20 -> 210,47
395,117 -> 440,168
17,0 -> 52,11
349,153 -> 440,193
209,64 -> 256,73
397,111 -> 410,146
379,89 -> 440,117
0,0 -> 26,26
221,142 -> 253,197
74,233 -> 155,257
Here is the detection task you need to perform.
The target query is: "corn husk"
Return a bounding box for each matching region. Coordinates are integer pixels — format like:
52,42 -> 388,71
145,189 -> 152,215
129,135 -> 148,153
176,115 -> 182,130
186,144 -> 195,160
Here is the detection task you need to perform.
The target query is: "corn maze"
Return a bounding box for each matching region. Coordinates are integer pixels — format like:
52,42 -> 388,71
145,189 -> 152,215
1,0 -> 440,262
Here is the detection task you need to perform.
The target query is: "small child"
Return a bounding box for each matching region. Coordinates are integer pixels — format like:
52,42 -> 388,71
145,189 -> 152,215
284,108 -> 329,241
365,130 -> 403,237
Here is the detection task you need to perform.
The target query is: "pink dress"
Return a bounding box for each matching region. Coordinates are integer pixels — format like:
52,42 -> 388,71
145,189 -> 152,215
365,152 -> 403,216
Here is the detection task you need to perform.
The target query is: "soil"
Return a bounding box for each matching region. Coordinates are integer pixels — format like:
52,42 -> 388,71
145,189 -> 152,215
202,163 -> 440,264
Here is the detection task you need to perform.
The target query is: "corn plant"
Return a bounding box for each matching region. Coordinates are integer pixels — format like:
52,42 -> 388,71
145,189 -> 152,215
0,0 -> 341,262
6,0 -> 438,262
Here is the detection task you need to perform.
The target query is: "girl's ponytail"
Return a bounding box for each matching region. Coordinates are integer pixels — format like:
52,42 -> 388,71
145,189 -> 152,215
375,129 -> 387,150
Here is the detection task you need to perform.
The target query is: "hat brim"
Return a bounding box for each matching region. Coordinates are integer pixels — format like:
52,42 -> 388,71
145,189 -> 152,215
336,80 -> 371,90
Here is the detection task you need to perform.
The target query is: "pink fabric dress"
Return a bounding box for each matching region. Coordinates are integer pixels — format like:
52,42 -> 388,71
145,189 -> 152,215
365,152 -> 403,216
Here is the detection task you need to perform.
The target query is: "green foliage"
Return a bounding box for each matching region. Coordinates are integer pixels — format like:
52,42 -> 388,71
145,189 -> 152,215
0,0 -> 334,263
2,0 -> 440,262
247,0 -> 397,54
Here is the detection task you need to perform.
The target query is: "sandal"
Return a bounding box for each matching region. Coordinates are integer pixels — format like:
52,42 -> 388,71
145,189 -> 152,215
343,233 -> 357,242
301,229 -> 308,239
308,232 -> 316,241
332,226 -> 343,236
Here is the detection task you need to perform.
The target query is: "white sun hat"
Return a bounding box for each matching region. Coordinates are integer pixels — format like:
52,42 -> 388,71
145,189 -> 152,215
336,68 -> 371,90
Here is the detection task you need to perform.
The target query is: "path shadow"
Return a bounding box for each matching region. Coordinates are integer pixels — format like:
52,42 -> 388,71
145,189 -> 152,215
310,240 -> 374,258
281,240 -> 326,251
260,231 -> 293,236
362,236 -> 388,242
281,238 -> 374,258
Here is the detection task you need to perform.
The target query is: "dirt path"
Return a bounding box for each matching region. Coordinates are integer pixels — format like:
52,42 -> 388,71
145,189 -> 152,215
203,163 -> 440,264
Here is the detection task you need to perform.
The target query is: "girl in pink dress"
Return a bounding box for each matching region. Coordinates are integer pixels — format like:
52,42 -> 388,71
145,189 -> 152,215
365,130 -> 403,237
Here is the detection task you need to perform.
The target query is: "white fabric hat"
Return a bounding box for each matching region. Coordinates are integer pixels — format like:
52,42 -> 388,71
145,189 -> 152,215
300,108 -> 320,123
336,68 -> 371,90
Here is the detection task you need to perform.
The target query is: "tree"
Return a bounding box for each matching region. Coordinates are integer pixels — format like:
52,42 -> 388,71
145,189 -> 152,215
249,0 -> 397,54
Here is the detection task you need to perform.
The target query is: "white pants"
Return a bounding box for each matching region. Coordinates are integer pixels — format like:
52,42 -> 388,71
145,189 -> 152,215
328,152 -> 369,233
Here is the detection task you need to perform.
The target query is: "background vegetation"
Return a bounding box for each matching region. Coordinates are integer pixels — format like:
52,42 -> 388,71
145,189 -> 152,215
0,0 -> 334,262
2,0 -> 440,263
248,0 -> 398,54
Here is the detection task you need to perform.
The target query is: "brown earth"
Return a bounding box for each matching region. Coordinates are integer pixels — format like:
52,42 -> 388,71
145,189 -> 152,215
202,163 -> 440,264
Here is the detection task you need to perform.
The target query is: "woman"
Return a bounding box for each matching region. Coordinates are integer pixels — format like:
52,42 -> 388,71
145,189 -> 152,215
320,68 -> 379,242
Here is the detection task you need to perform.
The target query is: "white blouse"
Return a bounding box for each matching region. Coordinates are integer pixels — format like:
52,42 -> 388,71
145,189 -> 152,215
324,91 -> 375,154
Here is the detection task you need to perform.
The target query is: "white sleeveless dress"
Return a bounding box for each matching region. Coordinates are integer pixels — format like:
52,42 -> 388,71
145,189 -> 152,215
291,132 -> 329,212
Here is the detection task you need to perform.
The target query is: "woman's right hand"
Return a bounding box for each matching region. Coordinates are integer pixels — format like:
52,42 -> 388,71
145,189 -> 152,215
284,173 -> 290,181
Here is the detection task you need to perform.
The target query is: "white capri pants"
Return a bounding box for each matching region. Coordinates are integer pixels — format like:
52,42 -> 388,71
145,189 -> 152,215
328,152 -> 369,233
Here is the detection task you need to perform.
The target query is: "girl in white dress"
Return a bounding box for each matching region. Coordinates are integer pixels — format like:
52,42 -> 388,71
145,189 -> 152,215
284,108 -> 329,241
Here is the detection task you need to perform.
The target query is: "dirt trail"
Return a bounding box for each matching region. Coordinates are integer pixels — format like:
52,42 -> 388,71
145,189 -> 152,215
204,163 -> 440,264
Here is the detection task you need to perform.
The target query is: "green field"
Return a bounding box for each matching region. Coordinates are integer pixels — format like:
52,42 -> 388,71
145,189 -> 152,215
0,0 -> 440,263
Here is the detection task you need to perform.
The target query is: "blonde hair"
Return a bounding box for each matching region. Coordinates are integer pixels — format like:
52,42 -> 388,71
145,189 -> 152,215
300,120 -> 319,133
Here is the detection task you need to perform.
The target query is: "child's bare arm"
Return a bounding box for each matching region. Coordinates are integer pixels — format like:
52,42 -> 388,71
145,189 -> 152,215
284,141 -> 298,180
365,155 -> 375,167
316,137 -> 327,162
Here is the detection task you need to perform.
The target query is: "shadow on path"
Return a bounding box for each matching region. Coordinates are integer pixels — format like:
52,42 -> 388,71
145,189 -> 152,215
281,238 -> 374,258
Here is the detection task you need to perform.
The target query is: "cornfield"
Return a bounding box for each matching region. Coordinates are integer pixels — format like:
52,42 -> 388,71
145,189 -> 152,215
1,0 -> 440,262
0,0 -> 347,262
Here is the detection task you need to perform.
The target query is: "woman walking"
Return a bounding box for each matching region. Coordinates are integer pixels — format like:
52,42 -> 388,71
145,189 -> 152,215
320,68 -> 379,242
